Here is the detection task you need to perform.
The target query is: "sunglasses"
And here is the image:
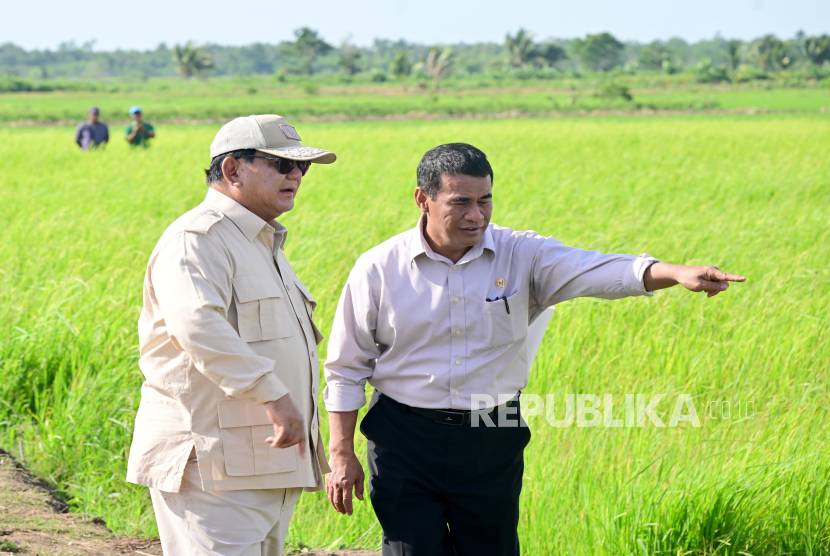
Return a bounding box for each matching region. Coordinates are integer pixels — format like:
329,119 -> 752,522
249,155 -> 311,176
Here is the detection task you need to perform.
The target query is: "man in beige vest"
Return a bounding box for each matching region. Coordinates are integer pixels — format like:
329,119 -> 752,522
127,115 -> 335,555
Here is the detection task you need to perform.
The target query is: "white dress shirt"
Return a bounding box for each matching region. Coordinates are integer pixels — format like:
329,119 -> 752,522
324,215 -> 658,411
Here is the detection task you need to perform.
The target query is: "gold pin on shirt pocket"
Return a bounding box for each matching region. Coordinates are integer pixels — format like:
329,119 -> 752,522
232,275 -> 294,342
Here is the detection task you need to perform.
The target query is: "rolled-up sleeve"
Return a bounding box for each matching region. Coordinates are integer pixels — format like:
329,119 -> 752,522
529,235 -> 659,308
324,261 -> 380,412
151,231 -> 289,404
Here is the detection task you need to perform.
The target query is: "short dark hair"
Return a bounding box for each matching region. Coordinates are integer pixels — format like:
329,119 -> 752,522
416,143 -> 494,199
204,149 -> 257,185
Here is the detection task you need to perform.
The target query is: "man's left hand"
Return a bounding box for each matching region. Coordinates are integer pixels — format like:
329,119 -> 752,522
644,263 -> 746,297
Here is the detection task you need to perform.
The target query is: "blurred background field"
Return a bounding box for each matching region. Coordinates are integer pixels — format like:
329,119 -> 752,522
1,115 -> 828,554
2,81 -> 829,125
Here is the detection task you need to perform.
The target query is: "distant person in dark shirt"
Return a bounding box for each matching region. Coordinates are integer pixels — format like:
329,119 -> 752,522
75,107 -> 109,150
125,106 -> 155,148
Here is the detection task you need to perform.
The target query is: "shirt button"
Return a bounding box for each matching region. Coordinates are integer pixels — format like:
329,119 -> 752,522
454,391 -> 459,396
455,360 -> 461,365
452,266 -> 457,270
286,285 -> 291,291
454,297 -> 460,303
455,330 -> 461,335
311,351 -> 316,357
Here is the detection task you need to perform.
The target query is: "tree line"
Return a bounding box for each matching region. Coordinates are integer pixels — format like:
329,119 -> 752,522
1,28 -> 828,85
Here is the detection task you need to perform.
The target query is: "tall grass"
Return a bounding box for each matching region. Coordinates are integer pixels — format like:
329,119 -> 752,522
0,116 -> 828,554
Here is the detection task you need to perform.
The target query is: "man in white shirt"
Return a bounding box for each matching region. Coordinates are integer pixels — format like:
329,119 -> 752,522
323,143 -> 745,556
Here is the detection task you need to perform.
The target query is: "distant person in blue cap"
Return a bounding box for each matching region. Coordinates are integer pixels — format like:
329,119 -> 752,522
75,106 -> 109,150
125,106 -> 155,149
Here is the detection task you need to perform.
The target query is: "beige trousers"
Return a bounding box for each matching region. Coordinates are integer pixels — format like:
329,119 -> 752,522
150,455 -> 302,556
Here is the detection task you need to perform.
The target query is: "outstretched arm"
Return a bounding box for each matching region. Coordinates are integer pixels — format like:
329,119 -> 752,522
644,263 -> 746,298
529,234 -> 746,307
530,236 -> 659,307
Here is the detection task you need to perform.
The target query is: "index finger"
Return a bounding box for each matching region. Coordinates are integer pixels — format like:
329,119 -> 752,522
715,270 -> 746,282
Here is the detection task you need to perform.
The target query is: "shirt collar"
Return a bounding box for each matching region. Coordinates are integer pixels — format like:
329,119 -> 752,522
409,214 -> 495,264
204,188 -> 287,247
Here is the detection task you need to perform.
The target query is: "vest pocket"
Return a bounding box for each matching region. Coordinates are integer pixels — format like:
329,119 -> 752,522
232,275 -> 294,342
217,400 -> 298,476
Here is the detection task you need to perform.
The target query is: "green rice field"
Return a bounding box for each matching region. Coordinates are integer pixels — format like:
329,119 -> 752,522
1,114 -> 828,554
3,82 -> 828,124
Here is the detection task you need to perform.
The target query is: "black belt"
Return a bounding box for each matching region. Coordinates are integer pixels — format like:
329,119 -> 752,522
379,393 -> 518,426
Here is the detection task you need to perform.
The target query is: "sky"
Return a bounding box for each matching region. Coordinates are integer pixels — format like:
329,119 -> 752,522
8,0 -> 829,51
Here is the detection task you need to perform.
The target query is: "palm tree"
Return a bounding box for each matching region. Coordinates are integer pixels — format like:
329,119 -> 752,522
805,35 -> 830,67
414,47 -> 453,91
750,35 -> 792,71
172,42 -> 213,79
505,29 -> 537,68
390,50 -> 412,90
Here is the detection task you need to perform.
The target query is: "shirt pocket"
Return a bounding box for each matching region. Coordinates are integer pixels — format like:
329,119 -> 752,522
232,275 -> 294,342
217,400 -> 298,477
482,290 -> 528,350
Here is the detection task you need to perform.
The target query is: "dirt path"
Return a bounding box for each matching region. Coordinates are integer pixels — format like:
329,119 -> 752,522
0,449 -> 162,555
0,449 -> 377,556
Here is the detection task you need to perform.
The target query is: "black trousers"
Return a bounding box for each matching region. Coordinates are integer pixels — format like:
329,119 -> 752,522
360,393 -> 531,556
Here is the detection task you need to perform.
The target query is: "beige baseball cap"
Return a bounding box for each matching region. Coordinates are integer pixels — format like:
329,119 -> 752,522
209,114 -> 336,163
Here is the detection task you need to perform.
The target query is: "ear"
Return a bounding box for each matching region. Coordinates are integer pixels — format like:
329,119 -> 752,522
414,187 -> 430,214
221,156 -> 244,188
